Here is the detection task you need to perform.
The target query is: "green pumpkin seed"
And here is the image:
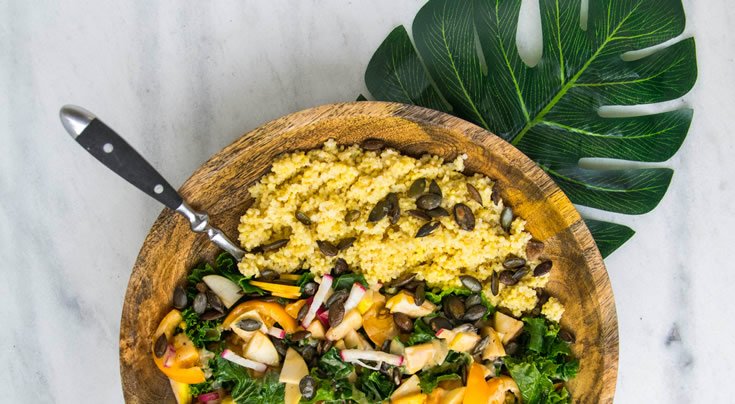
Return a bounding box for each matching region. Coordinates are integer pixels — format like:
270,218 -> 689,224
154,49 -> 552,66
317,240 -> 338,257
416,193 -> 442,210
295,211 -> 312,226
415,221 -> 440,237
466,183 -> 483,206
500,207 -> 513,232
453,203 -> 475,231
426,207 -> 450,218
345,210 -> 361,223
408,178 -> 427,198
407,209 -> 431,221
459,275 -> 482,292
429,180 -> 442,197
336,237 -> 356,250
533,261 -> 553,277
502,256 -> 526,269
362,138 -> 385,151
261,239 -> 289,252
154,334 -> 167,358
368,198 -> 390,222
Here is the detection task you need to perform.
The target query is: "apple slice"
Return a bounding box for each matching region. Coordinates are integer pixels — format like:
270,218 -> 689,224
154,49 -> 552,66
403,342 -> 437,374
279,348 -> 309,384
202,275 -> 243,308
284,383 -> 302,404
230,310 -> 268,343
440,387 -> 465,404
448,332 -> 481,353
392,374 -> 421,400
306,318 -> 326,339
493,312 -> 524,344
385,292 -> 436,318
243,331 -> 280,367
480,327 -> 506,360
344,329 -> 371,350
326,309 -> 363,341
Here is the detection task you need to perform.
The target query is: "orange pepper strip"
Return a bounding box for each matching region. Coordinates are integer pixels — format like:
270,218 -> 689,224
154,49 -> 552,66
463,363 -> 492,404
284,299 -> 308,320
223,300 -> 298,332
150,309 -> 205,384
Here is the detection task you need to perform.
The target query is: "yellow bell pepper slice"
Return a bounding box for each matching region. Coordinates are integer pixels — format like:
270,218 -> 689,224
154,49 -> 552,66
223,300 -> 298,332
463,363 -> 492,404
155,309 -> 183,340
151,309 -> 205,384
285,299 -> 308,319
249,280 -> 302,299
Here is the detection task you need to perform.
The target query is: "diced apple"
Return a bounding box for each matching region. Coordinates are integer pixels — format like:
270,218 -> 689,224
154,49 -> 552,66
493,312 -> 523,344
486,376 -> 521,404
168,378 -> 192,404
279,348 -> 309,384
431,339 -> 449,366
480,327 -> 506,360
344,329 -> 371,350
385,292 -> 436,318
172,333 -> 199,368
403,343 -> 437,374
326,309 -> 363,341
435,328 -> 456,341
390,338 -> 405,356
363,305 -> 399,346
392,393 -> 427,404
440,387 -> 465,404
334,339 -> 347,350
202,275 -> 244,308
448,332 -> 481,353
243,331 -> 280,367
284,383 -> 302,404
392,374 -> 421,400
306,318 -> 326,339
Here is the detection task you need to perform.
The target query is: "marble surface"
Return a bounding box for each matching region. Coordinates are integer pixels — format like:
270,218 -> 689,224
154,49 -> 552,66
1,0 -> 733,402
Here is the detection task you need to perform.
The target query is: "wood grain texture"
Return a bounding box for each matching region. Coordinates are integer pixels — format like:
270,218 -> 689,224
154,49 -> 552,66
119,102 -> 618,403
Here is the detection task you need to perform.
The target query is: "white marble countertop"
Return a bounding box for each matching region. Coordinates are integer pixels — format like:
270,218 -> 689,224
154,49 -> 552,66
1,0 -> 733,402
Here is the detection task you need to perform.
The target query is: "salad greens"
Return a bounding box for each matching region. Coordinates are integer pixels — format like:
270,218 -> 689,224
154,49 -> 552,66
212,356 -> 285,404
405,317 -> 436,346
187,253 -> 265,299
180,307 -> 221,348
301,348 -> 370,404
503,318 -> 578,404
417,351 -> 470,393
332,272 -> 369,290
356,370 -> 396,402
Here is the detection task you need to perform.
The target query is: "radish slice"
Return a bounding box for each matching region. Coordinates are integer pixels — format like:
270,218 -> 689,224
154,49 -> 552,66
267,326 -> 286,339
221,349 -> 268,372
343,283 -> 367,312
316,307 -> 330,326
340,349 -> 403,367
302,275 -> 333,327
197,392 -> 220,402
163,345 -> 176,368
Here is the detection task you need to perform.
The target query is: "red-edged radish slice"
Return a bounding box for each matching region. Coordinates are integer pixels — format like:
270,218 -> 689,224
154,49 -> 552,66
316,307 -> 330,326
302,275 -> 332,327
267,326 -> 286,339
197,392 -> 220,402
340,349 -> 403,367
163,345 -> 176,368
343,283 -> 367,312
221,349 -> 267,372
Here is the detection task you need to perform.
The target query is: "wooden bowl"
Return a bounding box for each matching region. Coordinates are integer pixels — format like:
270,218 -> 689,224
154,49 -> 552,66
119,102 -> 618,403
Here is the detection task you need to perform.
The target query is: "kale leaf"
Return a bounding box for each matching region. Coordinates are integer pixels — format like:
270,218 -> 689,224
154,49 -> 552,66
211,356 -> 284,404
418,351 -> 470,393
180,308 -> 222,348
186,253 -> 265,299
356,369 -> 396,401
333,273 -> 369,291
405,317 -> 436,346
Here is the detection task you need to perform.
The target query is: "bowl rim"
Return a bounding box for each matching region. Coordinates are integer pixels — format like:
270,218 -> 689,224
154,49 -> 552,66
119,101 -> 618,402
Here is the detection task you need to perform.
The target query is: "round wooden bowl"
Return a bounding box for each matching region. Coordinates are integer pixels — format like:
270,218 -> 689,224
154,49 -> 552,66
120,102 -> 618,403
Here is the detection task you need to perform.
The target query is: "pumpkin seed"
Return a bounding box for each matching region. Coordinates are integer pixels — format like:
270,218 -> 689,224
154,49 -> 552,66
491,187 -> 501,205
381,339 -> 392,353
444,296 -> 465,320
466,183 -> 483,206
295,211 -> 312,226
361,138 -> 385,151
490,272 -> 499,295
329,302 -> 345,326
326,289 -> 349,308
297,302 -> 309,323
536,289 -> 550,307
237,318 -> 262,331
453,204 -> 475,231
300,376 -> 316,400
388,272 -> 416,288
505,342 -> 520,355
302,281 -> 318,296
465,294 -> 483,308
261,239 -> 289,252
317,240 -> 339,257
512,268 -> 528,282
201,310 -> 225,321
393,312 -> 414,333
559,329 -> 576,343
407,209 -> 431,221
172,286 -> 188,310
459,275 -> 482,293
533,261 -> 553,277
345,209 -> 361,223
291,330 -> 312,342
258,268 -> 279,281
416,221 -> 440,238
154,334 -> 167,358
387,192 -> 400,224
414,283 -> 426,306
425,207 -> 450,218
502,256 -> 526,269
193,292 -> 207,314
206,291 -> 225,313
429,179 -> 442,197
337,237 -> 356,251
498,270 -> 519,286
430,316 -> 453,332
195,282 -> 208,293
274,339 -> 288,357
463,305 -> 487,322
368,198 -> 389,222
416,193 -> 442,210
318,339 -> 334,355
332,258 -> 349,276
408,178 -> 426,198
392,367 -> 402,385
526,239 -> 545,261
472,335 -> 490,355
500,207 -> 513,232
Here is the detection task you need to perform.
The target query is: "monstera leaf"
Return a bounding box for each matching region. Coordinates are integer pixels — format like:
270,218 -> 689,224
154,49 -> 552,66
363,0 -> 696,256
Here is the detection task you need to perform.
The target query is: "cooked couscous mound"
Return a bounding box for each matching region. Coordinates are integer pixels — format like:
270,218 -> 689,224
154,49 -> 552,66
238,140 -> 560,320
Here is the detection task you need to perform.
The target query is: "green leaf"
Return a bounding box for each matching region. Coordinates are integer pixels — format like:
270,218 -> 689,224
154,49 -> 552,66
180,308 -> 222,348
364,0 -> 697,254
211,357 -> 285,403
333,273 -> 369,291
405,317 -> 436,346
356,370 -> 396,401
418,351 -> 470,393
584,219 -> 635,257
